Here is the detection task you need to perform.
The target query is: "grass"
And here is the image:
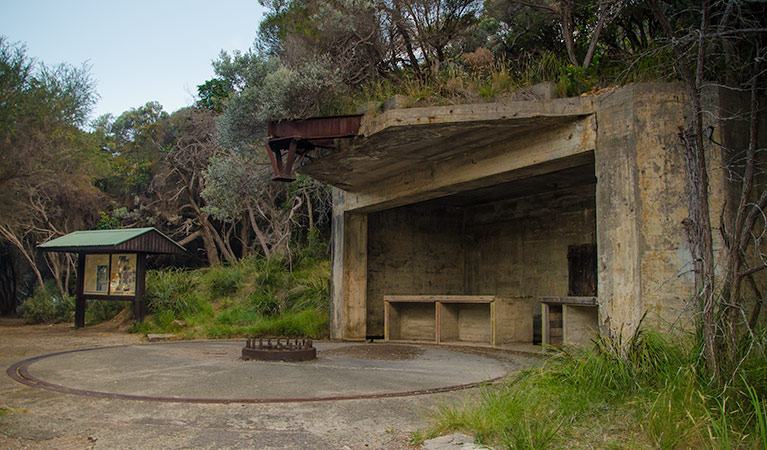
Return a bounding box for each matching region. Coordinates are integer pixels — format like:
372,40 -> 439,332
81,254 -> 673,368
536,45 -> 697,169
130,253 -> 330,339
331,47 -> 665,116
0,405 -> 28,417
423,325 -> 767,449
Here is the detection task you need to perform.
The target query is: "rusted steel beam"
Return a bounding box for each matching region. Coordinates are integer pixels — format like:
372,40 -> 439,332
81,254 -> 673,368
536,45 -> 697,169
266,115 -> 362,182
268,115 -> 361,140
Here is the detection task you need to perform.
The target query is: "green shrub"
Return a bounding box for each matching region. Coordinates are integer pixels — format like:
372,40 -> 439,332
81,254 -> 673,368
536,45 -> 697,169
18,281 -> 74,324
146,268 -> 208,316
248,290 -> 282,316
85,300 -> 125,324
202,266 -> 241,298
133,254 -> 330,338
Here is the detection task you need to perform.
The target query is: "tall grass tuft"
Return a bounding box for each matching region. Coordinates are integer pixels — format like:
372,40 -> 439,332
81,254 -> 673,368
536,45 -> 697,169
426,322 -> 767,449
133,250 -> 330,339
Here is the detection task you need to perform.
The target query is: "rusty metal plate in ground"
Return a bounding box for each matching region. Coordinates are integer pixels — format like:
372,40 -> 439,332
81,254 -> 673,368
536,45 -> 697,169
242,338 -> 317,362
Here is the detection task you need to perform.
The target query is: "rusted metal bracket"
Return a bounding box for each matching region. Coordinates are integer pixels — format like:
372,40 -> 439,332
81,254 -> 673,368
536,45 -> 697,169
266,115 -> 362,182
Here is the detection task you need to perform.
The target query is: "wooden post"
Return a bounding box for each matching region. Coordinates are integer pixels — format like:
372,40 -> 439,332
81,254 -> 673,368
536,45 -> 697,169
134,253 -> 146,322
75,253 -> 86,328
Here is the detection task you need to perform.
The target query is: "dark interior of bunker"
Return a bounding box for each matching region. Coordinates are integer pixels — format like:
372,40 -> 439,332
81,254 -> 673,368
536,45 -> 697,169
365,161 -> 597,344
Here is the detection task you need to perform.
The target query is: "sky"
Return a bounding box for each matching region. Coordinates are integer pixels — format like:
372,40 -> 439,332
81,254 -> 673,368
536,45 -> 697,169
1,0 -> 267,120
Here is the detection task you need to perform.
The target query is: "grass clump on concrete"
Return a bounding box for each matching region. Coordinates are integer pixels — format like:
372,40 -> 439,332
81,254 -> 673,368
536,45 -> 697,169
0,405 -> 28,417
131,253 -> 330,339
425,326 -> 767,449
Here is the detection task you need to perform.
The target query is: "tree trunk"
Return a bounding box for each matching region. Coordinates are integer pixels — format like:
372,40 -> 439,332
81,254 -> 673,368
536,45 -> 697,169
560,2 -> 579,66
247,205 -> 273,258
582,1 -> 608,69
0,225 -> 43,289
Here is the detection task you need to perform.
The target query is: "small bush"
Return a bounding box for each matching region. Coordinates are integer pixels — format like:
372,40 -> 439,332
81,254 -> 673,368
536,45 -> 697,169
133,254 -> 330,338
202,265 -> 241,298
18,281 -> 74,324
85,300 -> 125,324
146,268 -> 208,316
248,290 -> 282,317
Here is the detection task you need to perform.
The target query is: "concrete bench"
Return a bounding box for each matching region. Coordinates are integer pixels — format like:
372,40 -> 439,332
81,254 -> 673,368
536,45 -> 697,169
540,296 -> 598,347
384,295 -> 534,346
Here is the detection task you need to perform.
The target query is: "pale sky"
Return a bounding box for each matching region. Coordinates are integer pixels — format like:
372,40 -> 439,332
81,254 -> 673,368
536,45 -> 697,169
1,0 -> 266,121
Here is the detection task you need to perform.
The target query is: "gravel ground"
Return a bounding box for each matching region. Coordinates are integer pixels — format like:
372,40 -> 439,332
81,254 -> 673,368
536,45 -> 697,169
0,318 -> 535,449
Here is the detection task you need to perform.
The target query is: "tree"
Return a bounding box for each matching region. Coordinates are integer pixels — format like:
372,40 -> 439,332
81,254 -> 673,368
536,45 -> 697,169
397,0 -> 483,76
0,37 -> 105,302
500,0 -> 626,70
648,0 -> 767,384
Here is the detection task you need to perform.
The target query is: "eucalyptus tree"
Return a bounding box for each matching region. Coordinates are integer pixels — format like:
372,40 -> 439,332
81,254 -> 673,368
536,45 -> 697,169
0,37 -> 106,306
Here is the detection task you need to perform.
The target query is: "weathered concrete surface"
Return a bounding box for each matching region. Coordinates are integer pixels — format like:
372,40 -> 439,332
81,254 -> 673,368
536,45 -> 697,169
0,321 -> 537,449
19,341 -> 514,399
320,83 -> 762,343
364,180 -> 596,341
342,212 -> 368,340
367,205 -> 465,337
301,99 -> 596,194
341,116 -> 596,213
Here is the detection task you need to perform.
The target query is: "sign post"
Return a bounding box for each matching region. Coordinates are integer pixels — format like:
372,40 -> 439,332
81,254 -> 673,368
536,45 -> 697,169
38,228 -> 185,328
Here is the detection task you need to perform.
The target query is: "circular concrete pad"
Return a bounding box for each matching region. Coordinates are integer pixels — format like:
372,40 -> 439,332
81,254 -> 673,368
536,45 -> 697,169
10,341 -> 516,403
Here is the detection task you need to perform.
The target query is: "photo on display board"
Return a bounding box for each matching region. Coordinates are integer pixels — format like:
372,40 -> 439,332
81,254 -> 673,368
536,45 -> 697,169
83,254 -> 110,295
110,254 -> 137,296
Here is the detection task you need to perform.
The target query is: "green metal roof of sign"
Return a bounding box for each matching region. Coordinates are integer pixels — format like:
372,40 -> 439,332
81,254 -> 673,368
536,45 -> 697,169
37,227 -> 186,254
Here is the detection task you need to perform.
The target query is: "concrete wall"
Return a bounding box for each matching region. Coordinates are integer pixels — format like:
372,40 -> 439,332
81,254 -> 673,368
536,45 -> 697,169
327,83 -> 764,341
366,204 -> 465,337
364,185 -> 596,338
594,84 -> 732,333
464,184 -> 596,297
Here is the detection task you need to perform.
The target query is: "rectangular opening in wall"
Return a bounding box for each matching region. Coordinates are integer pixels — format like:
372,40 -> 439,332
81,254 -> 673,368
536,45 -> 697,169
440,303 -> 492,344
389,302 -> 435,341
366,155 -> 597,345
568,243 -> 597,296
548,304 -> 563,346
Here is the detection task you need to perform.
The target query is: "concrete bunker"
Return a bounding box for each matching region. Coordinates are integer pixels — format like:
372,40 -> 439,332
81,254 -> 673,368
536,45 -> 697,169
279,83 -> 752,348
365,162 -> 597,345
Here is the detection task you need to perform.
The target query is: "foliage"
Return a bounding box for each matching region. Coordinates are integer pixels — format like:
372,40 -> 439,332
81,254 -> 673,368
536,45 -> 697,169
0,37 -> 106,304
95,211 -> 120,230
131,251 -> 330,339
644,0 -> 767,387
84,300 -> 125,324
17,281 -> 74,324
427,327 -> 767,449
195,78 -> 232,113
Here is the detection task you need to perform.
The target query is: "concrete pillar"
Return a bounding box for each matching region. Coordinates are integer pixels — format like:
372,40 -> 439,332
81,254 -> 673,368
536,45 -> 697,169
596,84 -> 700,336
595,85 -> 644,336
329,189 -> 345,339
342,212 -> 368,340
329,188 -> 368,340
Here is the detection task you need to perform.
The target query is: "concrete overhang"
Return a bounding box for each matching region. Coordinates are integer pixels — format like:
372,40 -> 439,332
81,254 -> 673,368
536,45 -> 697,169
299,97 -> 597,212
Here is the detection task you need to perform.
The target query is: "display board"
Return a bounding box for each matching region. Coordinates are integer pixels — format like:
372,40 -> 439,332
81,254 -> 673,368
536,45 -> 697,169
110,254 -> 137,296
82,253 -> 137,296
83,254 -> 110,295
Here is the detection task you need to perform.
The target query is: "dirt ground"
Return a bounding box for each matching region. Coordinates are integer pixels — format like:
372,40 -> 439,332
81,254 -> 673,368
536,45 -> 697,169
0,319 -> 533,449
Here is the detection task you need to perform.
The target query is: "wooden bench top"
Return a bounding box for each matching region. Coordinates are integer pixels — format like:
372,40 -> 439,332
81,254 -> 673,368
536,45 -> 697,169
539,296 -> 598,306
384,295 -> 496,303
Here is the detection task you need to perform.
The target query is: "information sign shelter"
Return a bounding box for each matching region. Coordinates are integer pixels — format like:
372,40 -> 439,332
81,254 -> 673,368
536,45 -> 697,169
38,228 -> 186,328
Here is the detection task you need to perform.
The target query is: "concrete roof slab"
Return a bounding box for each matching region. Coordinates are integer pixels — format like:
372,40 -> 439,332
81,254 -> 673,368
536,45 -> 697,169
299,98 -> 596,191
